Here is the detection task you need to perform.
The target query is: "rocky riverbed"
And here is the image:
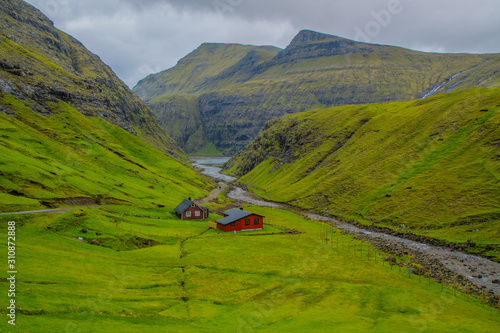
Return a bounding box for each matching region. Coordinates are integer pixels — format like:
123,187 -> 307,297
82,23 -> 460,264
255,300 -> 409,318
227,186 -> 500,306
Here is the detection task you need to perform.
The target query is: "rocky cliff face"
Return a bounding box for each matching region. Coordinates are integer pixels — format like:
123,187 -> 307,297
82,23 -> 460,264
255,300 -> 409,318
135,29 -> 500,156
148,94 -> 203,149
0,0 -> 182,157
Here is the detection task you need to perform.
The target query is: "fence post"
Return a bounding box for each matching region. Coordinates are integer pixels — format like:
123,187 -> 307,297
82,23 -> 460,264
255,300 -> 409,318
428,266 -> 431,287
453,276 -> 456,297
482,288 -> 485,308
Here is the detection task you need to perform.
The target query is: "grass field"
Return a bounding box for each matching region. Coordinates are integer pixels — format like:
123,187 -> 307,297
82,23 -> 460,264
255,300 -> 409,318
1,204 -> 499,332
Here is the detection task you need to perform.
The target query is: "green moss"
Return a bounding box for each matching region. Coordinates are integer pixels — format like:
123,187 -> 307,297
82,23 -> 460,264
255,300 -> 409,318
0,35 -> 68,74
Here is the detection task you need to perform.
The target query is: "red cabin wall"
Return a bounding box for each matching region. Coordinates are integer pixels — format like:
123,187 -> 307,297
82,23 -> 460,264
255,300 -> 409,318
217,215 -> 263,232
182,206 -> 206,220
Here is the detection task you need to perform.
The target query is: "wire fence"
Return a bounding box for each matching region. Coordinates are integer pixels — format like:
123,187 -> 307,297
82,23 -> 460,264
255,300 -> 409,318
308,216 -> 500,312
103,205 -> 500,312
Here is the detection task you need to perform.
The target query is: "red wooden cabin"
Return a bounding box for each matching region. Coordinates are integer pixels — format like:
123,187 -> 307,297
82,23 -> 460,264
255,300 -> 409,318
174,199 -> 209,220
215,208 -> 264,232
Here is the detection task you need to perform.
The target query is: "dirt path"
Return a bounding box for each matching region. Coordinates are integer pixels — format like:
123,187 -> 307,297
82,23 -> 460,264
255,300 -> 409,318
0,205 -> 106,216
198,183 -> 228,205
227,186 -> 500,301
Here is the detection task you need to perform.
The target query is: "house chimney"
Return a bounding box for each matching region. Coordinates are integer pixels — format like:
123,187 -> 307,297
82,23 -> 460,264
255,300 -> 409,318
240,207 -> 244,210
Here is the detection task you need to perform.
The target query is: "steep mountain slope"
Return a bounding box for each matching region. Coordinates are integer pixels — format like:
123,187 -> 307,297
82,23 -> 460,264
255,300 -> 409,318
134,30 -> 500,155
0,95 -> 211,212
225,88 -> 500,251
0,0 -> 181,157
0,0 -> 212,212
134,43 -> 281,154
135,43 -> 281,101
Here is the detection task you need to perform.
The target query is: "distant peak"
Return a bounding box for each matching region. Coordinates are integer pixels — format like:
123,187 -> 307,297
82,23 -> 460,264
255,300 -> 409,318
289,29 -> 343,45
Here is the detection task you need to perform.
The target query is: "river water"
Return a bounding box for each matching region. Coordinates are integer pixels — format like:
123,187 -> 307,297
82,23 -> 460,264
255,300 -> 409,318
191,157 -> 237,183
191,157 -> 500,297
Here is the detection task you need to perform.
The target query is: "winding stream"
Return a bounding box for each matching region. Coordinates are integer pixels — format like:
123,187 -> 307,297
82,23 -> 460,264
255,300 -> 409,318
191,157 -> 236,183
192,157 -> 500,298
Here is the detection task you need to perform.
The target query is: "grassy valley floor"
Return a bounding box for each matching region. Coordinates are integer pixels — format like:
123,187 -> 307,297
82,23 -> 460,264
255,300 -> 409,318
1,204 -> 499,332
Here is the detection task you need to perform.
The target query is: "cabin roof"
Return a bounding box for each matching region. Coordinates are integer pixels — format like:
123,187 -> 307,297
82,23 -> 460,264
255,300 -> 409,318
174,199 -> 207,214
216,208 -> 264,225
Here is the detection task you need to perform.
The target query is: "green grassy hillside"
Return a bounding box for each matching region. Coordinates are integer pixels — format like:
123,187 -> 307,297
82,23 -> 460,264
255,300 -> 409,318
1,205 -> 499,332
226,88 -> 500,255
134,30 -> 500,155
0,0 -> 182,157
0,0 -> 212,212
0,93 -> 211,212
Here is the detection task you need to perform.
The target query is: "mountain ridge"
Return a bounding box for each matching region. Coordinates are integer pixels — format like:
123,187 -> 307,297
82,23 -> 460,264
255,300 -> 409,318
134,43 -> 282,102
288,29 -> 342,45
134,29 -> 500,155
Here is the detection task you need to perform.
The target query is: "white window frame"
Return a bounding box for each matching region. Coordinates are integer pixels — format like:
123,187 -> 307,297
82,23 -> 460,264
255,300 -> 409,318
195,210 -> 201,217
186,211 -> 192,218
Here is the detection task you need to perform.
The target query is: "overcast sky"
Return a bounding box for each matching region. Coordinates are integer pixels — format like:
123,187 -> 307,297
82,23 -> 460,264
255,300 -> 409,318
23,0 -> 500,88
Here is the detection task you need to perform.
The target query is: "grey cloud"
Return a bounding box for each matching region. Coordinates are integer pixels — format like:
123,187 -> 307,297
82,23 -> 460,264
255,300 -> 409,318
23,0 -> 500,87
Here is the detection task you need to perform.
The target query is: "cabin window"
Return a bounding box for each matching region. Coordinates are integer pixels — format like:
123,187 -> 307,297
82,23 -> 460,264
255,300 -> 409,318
245,219 -> 250,225
186,211 -> 191,218
195,211 -> 200,217
254,218 -> 260,225
230,222 -> 236,226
